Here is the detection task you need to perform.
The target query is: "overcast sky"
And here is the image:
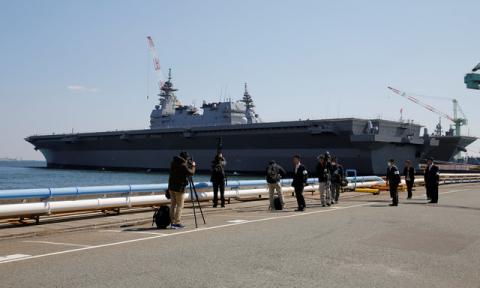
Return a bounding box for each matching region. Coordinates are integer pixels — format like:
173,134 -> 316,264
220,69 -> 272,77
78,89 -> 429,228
1,0 -> 479,160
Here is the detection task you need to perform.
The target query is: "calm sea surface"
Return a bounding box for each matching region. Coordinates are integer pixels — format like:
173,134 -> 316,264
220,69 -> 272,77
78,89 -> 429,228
0,161 -> 259,190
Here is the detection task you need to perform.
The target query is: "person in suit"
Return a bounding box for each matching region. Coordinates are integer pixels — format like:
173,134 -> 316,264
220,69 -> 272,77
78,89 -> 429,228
424,157 -> 440,203
291,155 -> 308,211
403,160 -> 415,199
386,158 -> 401,206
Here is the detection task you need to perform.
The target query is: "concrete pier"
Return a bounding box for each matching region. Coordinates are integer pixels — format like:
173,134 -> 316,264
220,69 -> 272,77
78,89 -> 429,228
0,183 -> 479,287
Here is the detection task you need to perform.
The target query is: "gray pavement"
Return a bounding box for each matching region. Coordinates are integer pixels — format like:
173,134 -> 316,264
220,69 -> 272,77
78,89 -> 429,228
0,184 -> 479,288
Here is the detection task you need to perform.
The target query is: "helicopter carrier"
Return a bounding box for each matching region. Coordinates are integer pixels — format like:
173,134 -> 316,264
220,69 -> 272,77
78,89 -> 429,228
26,69 -> 452,175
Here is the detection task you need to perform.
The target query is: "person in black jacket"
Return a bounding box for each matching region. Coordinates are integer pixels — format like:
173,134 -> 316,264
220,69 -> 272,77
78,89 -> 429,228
331,157 -> 344,204
291,155 -> 308,211
210,152 -> 226,208
168,151 -> 196,228
316,155 -> 330,207
424,157 -> 440,204
403,160 -> 415,199
386,158 -> 401,206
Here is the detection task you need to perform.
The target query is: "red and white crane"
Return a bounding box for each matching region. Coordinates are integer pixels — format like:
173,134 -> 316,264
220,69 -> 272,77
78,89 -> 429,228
146,36 -> 166,91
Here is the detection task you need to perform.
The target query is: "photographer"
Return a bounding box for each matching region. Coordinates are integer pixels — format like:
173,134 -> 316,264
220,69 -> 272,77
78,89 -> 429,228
266,160 -> 287,210
324,151 -> 335,205
316,154 -> 331,207
167,151 -> 196,229
330,157 -> 344,204
211,152 -> 226,208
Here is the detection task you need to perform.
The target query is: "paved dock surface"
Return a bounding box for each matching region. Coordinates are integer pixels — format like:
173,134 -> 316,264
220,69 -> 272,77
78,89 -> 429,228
0,183 -> 479,288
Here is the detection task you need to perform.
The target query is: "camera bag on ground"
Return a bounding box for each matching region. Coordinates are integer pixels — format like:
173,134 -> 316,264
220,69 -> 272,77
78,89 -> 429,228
152,205 -> 171,229
273,196 -> 283,210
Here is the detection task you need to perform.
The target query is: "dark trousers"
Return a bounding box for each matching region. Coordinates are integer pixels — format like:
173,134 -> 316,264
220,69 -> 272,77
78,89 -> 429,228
294,186 -> 306,210
406,180 -> 414,198
425,184 -> 431,199
427,184 -> 438,203
389,184 -> 399,206
332,182 -> 341,202
213,181 -> 225,207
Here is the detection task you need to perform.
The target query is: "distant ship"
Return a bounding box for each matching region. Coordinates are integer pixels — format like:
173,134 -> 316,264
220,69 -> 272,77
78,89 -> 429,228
27,69 -> 450,175
424,122 -> 477,162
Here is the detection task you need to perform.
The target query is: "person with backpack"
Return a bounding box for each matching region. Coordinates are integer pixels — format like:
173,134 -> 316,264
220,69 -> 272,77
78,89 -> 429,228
266,160 -> 287,210
330,156 -> 344,204
211,152 -> 227,208
292,155 -> 308,211
168,151 -> 196,228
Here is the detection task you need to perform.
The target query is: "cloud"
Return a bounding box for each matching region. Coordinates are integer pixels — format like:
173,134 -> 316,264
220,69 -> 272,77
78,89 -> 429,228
67,85 -> 99,93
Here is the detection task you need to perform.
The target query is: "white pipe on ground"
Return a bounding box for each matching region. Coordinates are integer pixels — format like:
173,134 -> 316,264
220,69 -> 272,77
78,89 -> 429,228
0,181 -> 383,218
1,173 -> 478,219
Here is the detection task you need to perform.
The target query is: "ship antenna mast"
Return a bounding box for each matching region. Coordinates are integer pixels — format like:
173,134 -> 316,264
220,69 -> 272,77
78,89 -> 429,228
242,82 -> 255,109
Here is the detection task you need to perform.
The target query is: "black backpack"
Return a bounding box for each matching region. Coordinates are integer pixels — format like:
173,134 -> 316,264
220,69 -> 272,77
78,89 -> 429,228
152,205 -> 171,229
273,196 -> 283,210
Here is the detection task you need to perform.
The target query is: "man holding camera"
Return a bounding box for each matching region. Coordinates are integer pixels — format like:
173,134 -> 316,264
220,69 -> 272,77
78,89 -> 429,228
211,152 -> 227,208
316,154 -> 331,207
330,156 -> 344,204
168,151 -> 196,229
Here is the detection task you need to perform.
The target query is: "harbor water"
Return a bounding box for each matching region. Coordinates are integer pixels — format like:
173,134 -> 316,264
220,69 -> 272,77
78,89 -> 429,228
0,160 -> 244,190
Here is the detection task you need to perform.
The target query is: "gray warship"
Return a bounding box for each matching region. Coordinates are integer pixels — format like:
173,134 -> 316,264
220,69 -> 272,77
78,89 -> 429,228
26,70 -> 446,175
424,122 -> 476,162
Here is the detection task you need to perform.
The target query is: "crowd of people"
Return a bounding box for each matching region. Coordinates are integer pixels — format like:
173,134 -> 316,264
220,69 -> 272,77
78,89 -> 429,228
386,157 -> 440,206
166,151 -> 440,229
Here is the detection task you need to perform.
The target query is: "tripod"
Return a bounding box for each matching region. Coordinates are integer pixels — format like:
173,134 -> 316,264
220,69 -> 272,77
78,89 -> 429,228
187,176 -> 206,228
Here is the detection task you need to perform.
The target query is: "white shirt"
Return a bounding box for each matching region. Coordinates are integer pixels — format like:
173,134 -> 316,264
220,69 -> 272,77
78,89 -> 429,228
295,163 -> 301,174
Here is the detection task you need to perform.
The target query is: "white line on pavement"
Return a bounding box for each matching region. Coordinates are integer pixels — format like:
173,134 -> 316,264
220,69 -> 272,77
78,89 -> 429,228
124,231 -> 168,236
0,202 -> 373,265
0,254 -> 31,262
22,241 -> 92,248
1,186 -> 475,266
226,220 -> 249,223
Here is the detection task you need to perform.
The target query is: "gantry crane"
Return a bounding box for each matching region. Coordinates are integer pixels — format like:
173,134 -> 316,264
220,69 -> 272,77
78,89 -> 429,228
388,87 -> 468,136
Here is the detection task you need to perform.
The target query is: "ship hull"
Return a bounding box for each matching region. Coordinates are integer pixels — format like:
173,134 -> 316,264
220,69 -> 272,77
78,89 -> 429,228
27,118 -> 426,175
425,136 -> 477,161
